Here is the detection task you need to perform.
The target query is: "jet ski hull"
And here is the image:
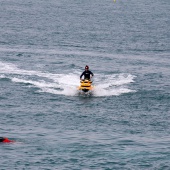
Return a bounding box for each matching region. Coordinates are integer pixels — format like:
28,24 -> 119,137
78,80 -> 94,93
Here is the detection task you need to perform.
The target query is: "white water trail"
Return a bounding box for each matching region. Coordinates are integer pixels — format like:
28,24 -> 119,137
0,61 -> 136,97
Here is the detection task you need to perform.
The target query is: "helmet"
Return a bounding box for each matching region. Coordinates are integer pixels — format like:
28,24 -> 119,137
85,65 -> 89,69
0,137 -> 4,142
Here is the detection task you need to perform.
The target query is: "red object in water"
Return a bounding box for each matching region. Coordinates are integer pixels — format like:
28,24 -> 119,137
0,137 -> 14,143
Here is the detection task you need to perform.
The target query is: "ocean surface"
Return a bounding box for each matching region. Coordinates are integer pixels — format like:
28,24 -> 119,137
0,0 -> 170,169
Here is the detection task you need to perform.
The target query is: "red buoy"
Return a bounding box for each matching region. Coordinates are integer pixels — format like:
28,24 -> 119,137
0,137 -> 14,143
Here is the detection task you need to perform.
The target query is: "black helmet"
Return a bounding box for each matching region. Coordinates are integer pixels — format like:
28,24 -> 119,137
0,137 -> 4,142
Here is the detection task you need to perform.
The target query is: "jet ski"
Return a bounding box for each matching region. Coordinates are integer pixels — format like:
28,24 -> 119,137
78,79 -> 94,93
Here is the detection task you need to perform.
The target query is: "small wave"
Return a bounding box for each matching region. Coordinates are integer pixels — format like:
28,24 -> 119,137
0,74 -> 6,79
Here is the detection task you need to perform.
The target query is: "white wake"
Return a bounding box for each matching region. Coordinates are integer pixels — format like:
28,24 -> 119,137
0,61 -> 136,97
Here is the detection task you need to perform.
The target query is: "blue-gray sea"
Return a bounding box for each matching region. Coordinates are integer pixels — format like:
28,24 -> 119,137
0,0 -> 170,169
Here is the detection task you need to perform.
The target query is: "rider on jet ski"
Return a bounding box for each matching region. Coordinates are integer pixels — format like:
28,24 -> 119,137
80,65 -> 94,81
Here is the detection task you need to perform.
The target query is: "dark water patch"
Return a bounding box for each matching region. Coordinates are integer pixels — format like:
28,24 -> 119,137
50,61 -> 64,65
121,89 -> 170,114
16,53 -> 23,57
0,96 -> 8,100
3,57 -> 19,62
0,76 -> 11,82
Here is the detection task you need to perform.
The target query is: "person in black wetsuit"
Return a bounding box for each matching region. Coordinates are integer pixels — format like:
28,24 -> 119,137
80,65 -> 94,80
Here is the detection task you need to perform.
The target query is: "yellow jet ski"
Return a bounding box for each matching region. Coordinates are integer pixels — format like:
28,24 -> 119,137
78,79 -> 94,93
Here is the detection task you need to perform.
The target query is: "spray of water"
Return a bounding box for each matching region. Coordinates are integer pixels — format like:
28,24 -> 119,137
0,61 -> 136,97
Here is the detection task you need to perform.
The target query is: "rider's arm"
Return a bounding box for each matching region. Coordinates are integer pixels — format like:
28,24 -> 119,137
80,71 -> 85,79
90,71 -> 94,78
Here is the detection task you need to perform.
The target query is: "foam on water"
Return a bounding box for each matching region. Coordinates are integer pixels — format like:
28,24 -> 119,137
0,61 -> 136,97
93,74 -> 136,96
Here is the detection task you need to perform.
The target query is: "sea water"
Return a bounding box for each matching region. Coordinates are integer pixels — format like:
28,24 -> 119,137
0,0 -> 170,169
